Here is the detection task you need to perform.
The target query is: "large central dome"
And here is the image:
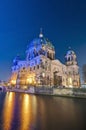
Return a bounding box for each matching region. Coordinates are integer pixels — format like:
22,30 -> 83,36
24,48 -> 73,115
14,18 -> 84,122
27,31 -> 54,50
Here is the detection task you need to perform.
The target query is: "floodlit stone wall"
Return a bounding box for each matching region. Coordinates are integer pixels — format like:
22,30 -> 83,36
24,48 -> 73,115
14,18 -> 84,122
53,88 -> 73,95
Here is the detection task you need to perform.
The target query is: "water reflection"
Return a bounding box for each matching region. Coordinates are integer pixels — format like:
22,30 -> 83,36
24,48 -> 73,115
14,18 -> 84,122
20,94 -> 31,130
0,93 -> 86,130
2,93 -> 38,130
2,92 -> 15,130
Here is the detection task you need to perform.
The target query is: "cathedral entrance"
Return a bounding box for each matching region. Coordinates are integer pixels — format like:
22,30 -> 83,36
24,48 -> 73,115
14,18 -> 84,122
53,72 -> 62,87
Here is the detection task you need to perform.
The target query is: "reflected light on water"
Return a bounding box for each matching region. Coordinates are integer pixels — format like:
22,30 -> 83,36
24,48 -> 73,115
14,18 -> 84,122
20,94 -> 31,130
0,93 -> 86,130
32,96 -> 37,116
3,92 -> 15,130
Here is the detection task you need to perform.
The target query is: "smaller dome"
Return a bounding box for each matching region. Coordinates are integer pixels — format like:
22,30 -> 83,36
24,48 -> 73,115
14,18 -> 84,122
65,48 -> 77,65
13,55 -> 20,66
66,50 -> 75,55
65,47 -> 76,57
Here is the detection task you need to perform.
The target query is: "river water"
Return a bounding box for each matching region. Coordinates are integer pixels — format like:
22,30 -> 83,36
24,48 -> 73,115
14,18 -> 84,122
0,92 -> 86,130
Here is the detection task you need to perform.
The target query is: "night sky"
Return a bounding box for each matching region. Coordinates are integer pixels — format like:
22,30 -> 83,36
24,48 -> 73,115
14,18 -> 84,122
0,0 -> 86,80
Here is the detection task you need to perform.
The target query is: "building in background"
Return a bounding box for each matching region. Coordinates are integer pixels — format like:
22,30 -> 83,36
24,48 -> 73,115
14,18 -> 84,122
9,31 -> 80,89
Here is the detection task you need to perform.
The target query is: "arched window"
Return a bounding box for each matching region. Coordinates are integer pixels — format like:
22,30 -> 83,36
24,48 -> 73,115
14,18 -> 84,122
33,66 -> 35,70
23,67 -> 25,70
37,65 -> 39,69
68,56 -> 70,61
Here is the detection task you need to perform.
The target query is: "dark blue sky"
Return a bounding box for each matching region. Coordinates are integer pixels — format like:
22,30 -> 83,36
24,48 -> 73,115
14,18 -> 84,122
0,0 -> 86,80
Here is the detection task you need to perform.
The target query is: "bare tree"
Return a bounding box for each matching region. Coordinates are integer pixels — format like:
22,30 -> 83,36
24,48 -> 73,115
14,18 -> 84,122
82,64 -> 86,83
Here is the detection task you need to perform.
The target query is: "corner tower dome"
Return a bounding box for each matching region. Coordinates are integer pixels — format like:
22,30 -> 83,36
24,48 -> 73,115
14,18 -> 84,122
13,55 -> 20,66
65,47 -> 77,65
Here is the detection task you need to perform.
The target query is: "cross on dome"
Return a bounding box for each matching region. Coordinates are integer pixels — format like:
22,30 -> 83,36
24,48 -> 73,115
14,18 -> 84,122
39,28 -> 43,38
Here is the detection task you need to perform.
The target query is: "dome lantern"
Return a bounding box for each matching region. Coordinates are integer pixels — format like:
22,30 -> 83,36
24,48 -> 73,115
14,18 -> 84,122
39,28 -> 43,38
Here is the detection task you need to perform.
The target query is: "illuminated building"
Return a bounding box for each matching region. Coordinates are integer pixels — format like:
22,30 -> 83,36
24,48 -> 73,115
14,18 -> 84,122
10,30 -> 80,88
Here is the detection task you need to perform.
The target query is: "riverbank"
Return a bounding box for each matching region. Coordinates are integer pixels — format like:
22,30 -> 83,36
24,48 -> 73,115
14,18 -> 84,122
6,87 -> 86,99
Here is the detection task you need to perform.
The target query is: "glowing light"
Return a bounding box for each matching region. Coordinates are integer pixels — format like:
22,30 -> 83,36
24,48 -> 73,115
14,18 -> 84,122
38,80 -> 40,84
26,73 -> 36,85
39,33 -> 43,38
34,81 -> 36,84
39,28 -> 43,38
7,83 -> 10,86
23,85 -> 27,89
69,78 -> 72,84
3,92 -> 15,130
68,77 -> 73,87
42,72 -> 45,77
27,77 -> 33,84
10,73 -> 17,86
20,94 -> 31,130
11,80 -> 16,85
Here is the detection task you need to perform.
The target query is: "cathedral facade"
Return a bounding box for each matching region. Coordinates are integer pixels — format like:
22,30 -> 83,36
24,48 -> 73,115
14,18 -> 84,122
10,31 -> 80,89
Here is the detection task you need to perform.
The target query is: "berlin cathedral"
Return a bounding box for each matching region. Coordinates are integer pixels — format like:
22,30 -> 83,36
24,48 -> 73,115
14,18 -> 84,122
10,31 -> 80,89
